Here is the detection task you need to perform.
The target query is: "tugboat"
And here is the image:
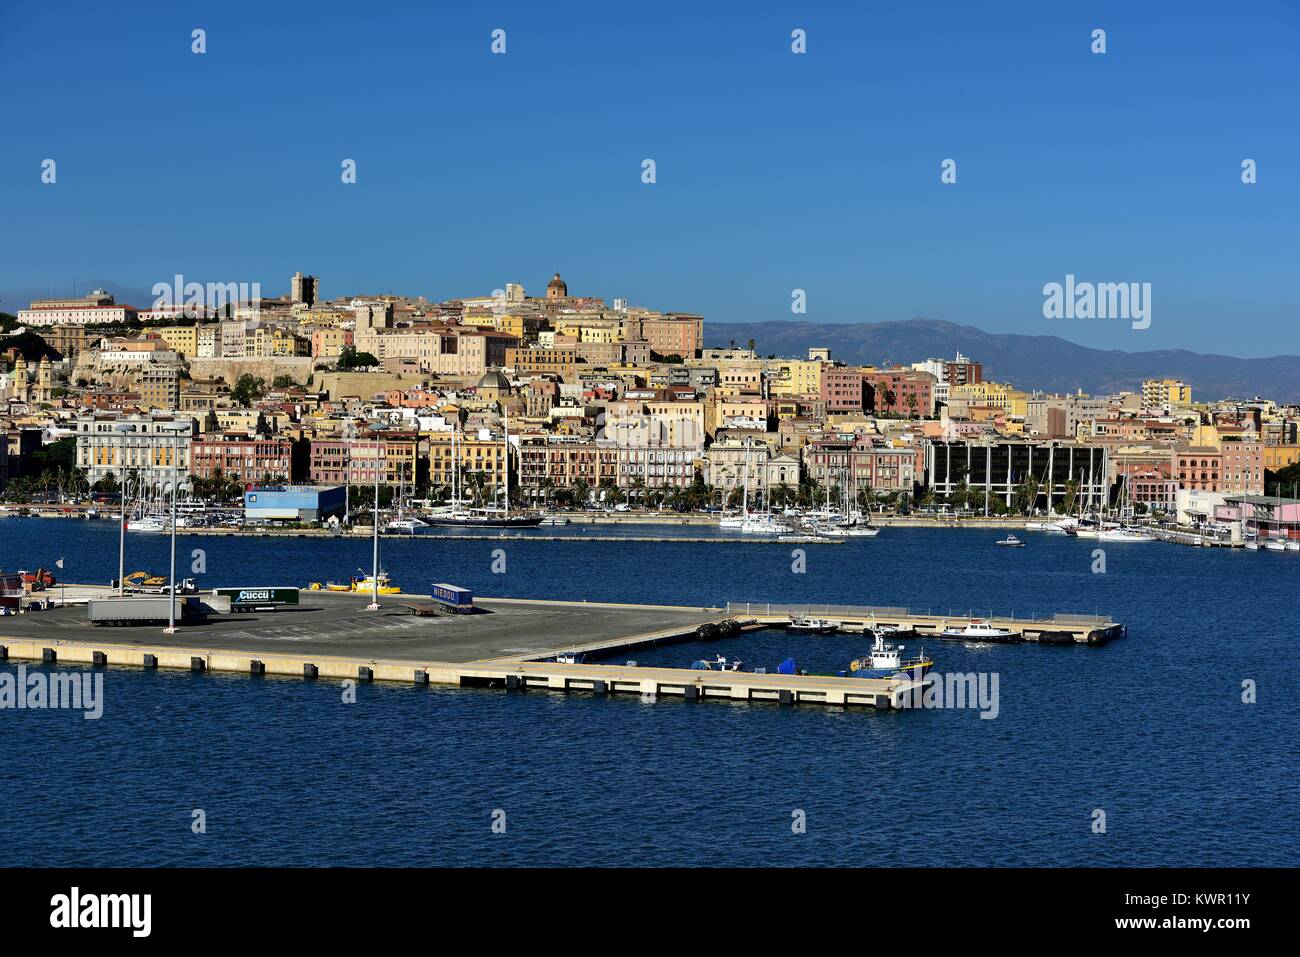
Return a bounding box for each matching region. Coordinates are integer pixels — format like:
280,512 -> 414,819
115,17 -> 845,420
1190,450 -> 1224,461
843,632 -> 933,680
995,534 -> 1025,547
787,616 -> 837,634
940,619 -> 1019,642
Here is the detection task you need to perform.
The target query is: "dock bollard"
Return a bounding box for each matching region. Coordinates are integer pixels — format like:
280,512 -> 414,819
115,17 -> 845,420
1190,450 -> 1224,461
190,657 -> 206,673
413,669 -> 429,685
143,654 -> 158,669
42,648 -> 56,664
358,666 -> 373,682
92,651 -> 107,667
250,660 -> 265,675
303,663 -> 318,679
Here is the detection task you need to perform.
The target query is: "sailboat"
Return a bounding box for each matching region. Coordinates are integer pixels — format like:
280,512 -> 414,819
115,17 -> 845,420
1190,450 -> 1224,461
385,460 -> 426,533
424,404 -> 542,527
731,438 -> 790,534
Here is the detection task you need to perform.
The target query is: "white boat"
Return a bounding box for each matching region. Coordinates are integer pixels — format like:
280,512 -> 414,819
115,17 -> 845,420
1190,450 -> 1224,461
940,620 -> 1018,642
845,632 -> 933,681
740,513 -> 791,534
384,518 -> 425,533
718,513 -> 747,529
691,654 -> 744,672
1244,539 -> 1260,551
126,516 -> 167,532
995,534 -> 1025,547
841,524 -> 880,537
1097,527 -> 1157,543
1287,540 -> 1300,552
787,617 -> 838,633
1026,517 -> 1076,532
539,515 -> 571,526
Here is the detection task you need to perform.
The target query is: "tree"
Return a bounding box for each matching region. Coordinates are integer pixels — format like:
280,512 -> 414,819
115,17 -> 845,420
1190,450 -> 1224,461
272,374 -> 298,389
231,374 -> 265,407
1265,461 -> 1300,497
337,346 -> 379,371
31,436 -> 78,474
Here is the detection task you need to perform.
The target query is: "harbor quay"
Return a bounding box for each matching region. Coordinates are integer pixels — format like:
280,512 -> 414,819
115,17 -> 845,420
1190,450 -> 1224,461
0,588 -> 1123,707
0,590 -> 930,708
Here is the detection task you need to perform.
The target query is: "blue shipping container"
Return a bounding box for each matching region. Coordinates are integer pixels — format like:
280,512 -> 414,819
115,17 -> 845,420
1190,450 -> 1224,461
431,583 -> 474,612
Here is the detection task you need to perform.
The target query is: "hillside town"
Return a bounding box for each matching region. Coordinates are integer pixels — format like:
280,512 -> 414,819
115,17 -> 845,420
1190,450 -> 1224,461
2,272 -> 1299,542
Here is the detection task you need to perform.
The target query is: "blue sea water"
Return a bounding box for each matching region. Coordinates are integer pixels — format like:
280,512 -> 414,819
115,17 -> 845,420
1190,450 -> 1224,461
0,517 -> 1296,867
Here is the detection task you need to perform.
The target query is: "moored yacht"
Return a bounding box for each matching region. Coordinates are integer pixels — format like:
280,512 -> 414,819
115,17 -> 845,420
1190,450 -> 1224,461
940,619 -> 1019,642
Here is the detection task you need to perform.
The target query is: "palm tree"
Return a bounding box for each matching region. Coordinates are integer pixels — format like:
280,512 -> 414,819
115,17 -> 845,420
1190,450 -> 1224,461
572,478 -> 590,507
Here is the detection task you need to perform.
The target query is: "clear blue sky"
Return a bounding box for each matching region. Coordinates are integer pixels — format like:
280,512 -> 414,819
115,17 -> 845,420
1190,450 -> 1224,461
1,0 -> 1296,356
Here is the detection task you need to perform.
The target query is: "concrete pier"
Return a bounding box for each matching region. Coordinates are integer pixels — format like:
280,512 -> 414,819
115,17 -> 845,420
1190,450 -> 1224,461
0,589 -> 1123,707
0,591 -> 924,708
725,602 -> 1124,645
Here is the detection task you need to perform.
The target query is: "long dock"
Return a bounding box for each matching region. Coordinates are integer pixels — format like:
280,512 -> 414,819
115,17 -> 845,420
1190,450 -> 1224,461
725,602 -> 1124,645
0,638 -> 912,708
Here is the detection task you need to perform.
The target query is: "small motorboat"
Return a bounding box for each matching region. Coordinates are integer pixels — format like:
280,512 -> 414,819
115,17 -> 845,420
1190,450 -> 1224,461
539,515 -> 571,526
552,651 -> 587,664
1263,539 -> 1288,552
940,619 -> 1019,642
691,654 -> 743,672
787,616 -> 837,634
844,632 -> 933,681
996,534 -> 1025,547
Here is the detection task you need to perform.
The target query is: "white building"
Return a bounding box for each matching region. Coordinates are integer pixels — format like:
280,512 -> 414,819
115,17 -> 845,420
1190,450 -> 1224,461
18,290 -> 137,327
74,411 -> 196,490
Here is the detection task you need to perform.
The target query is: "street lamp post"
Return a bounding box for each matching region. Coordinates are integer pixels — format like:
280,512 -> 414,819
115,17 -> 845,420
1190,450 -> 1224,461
368,444 -> 381,611
114,423 -> 133,596
164,423 -> 183,634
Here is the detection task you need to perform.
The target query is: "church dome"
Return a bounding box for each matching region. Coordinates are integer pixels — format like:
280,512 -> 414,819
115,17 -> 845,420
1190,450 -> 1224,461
546,272 -> 568,298
477,370 -> 510,391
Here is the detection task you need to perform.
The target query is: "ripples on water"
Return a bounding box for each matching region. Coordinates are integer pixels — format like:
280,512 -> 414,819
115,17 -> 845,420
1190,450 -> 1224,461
0,518 -> 1295,866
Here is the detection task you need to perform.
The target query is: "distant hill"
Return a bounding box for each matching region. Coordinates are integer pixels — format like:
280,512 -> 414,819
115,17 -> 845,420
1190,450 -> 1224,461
704,318 -> 1300,403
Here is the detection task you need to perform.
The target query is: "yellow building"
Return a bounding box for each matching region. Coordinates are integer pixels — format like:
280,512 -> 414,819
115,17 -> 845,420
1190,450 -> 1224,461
1262,445 -> 1300,471
155,325 -> 200,357
427,431 -> 507,493
768,359 -> 823,397
950,381 -> 1027,417
1143,378 -> 1192,408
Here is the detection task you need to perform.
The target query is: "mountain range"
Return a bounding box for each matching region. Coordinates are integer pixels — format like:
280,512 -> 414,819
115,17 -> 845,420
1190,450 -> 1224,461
703,319 -> 1300,403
